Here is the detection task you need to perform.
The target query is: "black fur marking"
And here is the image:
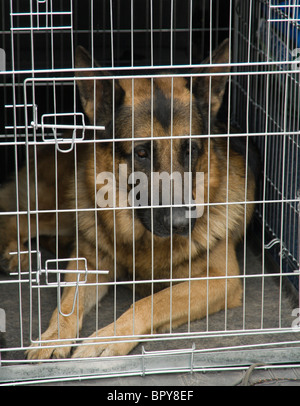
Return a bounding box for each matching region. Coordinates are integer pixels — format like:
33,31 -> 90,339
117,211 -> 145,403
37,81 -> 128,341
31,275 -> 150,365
136,83 -> 185,131
153,86 -> 172,130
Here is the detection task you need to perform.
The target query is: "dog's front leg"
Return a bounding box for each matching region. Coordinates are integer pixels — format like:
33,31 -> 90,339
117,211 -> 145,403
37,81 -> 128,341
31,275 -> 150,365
26,256 -> 110,360
72,239 -> 242,358
72,276 -> 240,358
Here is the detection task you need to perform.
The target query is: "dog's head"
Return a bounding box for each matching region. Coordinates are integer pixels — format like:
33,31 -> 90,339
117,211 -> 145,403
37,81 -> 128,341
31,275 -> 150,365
75,41 -> 230,239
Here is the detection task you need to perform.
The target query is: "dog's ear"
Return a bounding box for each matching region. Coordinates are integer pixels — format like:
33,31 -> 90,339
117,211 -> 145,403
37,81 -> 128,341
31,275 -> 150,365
75,46 -> 124,125
192,39 -> 230,125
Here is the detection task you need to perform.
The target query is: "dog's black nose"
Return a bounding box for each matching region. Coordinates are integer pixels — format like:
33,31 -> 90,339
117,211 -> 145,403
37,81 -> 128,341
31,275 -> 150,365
136,206 -> 197,238
163,207 -> 196,236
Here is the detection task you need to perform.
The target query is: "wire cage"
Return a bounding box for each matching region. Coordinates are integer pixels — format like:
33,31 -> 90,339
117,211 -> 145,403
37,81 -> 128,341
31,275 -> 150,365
234,0 -> 300,289
0,0 -> 299,385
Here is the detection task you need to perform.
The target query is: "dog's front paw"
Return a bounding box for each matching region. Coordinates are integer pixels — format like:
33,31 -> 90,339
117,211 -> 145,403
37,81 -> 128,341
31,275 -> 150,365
26,333 -> 73,360
71,324 -> 136,358
0,242 -> 30,273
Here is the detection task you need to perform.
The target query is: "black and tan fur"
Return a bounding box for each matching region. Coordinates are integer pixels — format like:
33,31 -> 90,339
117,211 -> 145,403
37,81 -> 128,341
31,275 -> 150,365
0,40 -> 256,359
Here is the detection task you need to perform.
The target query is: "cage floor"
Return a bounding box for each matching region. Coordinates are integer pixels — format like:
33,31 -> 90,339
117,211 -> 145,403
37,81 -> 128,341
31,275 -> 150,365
1,230 -> 299,365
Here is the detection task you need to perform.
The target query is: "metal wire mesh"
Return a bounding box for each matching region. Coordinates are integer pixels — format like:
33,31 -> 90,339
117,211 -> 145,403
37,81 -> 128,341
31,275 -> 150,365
0,0 -> 299,385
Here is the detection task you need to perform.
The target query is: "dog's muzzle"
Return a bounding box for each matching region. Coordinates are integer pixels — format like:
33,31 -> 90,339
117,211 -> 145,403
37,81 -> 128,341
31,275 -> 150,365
137,206 -> 197,237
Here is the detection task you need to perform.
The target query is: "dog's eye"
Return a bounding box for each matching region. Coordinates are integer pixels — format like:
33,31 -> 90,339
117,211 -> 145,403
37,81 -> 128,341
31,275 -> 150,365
135,147 -> 149,160
185,142 -> 198,156
182,141 -> 200,169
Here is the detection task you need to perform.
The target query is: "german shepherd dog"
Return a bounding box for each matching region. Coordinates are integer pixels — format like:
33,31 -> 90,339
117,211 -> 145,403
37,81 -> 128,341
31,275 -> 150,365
0,39 -> 256,359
